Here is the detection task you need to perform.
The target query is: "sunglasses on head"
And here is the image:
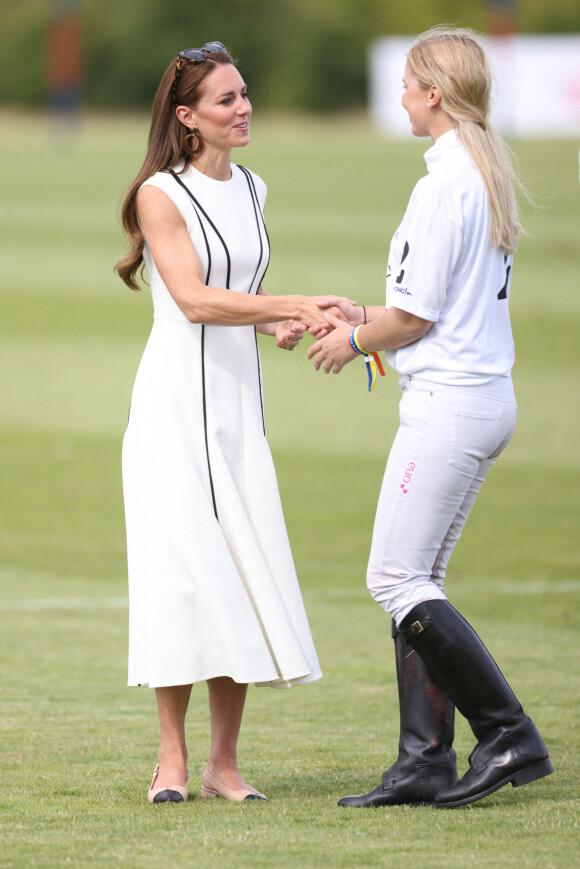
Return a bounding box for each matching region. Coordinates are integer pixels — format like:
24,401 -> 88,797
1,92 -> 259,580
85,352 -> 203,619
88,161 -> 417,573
171,42 -> 227,104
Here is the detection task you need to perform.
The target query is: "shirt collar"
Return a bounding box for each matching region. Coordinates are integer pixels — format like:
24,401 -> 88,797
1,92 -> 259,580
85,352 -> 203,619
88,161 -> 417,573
424,129 -> 462,173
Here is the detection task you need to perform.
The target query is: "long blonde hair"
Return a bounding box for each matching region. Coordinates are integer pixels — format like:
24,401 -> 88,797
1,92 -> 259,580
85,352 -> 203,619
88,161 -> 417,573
407,26 -> 521,254
115,46 -> 235,290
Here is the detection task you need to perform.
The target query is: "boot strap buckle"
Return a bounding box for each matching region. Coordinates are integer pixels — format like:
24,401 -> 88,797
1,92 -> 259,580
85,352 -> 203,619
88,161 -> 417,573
409,620 -> 425,635
400,613 -> 433,640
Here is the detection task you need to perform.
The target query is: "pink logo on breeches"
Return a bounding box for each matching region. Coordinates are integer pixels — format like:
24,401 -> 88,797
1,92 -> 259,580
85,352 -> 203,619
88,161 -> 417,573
399,461 -> 417,495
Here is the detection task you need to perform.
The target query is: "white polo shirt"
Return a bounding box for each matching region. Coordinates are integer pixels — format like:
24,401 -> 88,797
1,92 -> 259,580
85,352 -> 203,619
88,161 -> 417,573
385,129 -> 515,386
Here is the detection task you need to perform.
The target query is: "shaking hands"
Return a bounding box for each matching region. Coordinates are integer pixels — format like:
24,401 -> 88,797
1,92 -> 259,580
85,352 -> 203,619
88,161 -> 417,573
278,295 -> 362,374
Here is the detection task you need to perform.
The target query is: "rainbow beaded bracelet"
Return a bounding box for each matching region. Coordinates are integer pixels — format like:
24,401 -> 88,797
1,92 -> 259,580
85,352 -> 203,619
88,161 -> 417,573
349,326 -> 385,391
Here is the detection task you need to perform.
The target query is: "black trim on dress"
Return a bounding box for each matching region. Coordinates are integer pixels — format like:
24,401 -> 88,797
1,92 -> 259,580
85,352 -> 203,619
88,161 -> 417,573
169,169 -> 221,520
200,325 -> 218,519
238,165 -> 269,436
237,164 -> 271,291
237,165 -> 264,295
168,166 -> 271,497
169,170 -> 231,288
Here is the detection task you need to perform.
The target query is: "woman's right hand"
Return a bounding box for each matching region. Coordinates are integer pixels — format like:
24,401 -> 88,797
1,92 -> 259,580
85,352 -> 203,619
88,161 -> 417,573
316,295 -> 361,327
297,295 -> 357,332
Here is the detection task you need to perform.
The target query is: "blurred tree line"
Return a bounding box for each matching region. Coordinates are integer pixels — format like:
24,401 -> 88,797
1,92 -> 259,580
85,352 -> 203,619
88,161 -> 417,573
1,0 -> 579,111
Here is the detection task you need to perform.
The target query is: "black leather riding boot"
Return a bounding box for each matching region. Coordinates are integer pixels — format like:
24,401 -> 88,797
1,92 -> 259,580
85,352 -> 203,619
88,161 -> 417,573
400,599 -> 553,808
338,620 -> 457,807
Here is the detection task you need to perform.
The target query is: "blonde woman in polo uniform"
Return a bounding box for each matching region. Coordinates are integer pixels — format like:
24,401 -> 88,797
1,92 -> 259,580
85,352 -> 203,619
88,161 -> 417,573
309,27 -> 552,809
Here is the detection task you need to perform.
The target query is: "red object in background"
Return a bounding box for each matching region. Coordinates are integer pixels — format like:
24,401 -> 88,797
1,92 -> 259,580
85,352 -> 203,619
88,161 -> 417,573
486,0 -> 517,36
47,5 -> 81,113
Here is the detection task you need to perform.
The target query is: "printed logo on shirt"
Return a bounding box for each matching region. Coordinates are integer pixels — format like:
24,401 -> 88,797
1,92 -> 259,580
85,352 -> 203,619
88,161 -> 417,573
396,241 -> 410,284
497,254 -> 512,300
394,285 -> 412,296
399,461 -> 417,495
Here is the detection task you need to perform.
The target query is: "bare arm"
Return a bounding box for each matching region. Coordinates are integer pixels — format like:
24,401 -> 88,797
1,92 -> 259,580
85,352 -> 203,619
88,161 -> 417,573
307,307 -> 433,374
361,305 -> 388,324
255,286 -> 298,335
137,185 -> 332,329
314,299 -> 385,329
255,286 -> 277,337
255,286 -> 305,349
354,306 -> 433,351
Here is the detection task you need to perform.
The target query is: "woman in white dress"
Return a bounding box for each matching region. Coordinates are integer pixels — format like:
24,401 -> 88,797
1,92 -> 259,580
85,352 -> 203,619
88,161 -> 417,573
115,42 -> 338,804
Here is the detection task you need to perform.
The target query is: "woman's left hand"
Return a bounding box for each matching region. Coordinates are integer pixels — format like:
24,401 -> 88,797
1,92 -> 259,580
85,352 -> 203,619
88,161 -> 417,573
276,319 -> 305,351
307,313 -> 357,373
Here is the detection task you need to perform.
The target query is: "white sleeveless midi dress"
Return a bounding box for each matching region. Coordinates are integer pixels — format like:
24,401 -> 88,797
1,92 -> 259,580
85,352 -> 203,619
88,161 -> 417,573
122,163 -> 322,689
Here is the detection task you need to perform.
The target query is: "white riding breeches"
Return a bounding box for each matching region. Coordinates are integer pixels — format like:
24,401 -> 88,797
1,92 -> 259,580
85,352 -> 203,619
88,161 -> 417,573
367,375 -> 517,626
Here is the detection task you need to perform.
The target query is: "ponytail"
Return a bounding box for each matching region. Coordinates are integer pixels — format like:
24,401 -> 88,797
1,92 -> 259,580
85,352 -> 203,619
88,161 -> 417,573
408,26 -> 526,254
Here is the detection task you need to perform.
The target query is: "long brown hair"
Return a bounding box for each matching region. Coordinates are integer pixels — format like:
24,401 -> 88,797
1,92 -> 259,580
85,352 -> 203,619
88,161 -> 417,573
407,27 -> 523,254
115,46 -> 235,290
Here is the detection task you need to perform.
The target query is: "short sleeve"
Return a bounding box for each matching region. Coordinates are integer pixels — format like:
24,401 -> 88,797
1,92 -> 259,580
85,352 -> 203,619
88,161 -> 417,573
386,178 -> 463,322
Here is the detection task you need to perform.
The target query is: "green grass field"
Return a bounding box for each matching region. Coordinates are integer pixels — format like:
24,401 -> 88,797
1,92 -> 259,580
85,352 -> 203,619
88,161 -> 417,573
0,109 -> 578,868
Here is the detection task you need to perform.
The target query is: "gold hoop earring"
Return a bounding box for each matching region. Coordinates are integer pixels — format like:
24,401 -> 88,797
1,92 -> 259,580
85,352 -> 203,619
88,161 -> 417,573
183,128 -> 202,155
